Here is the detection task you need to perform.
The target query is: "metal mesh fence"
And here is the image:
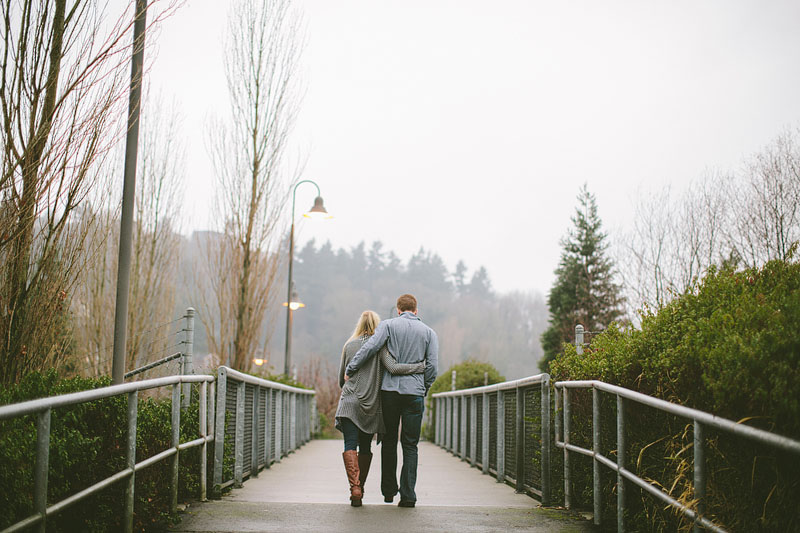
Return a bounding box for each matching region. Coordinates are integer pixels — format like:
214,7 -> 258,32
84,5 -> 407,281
431,376 -> 551,505
504,392 -> 517,482
524,386 -> 543,490
488,392 -> 498,472
213,368 -> 315,494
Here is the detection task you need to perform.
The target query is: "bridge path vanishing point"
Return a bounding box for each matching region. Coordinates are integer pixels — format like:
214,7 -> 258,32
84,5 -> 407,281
171,439 -> 593,533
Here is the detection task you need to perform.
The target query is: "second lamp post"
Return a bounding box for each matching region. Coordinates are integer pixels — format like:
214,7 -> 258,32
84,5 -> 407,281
284,180 -> 331,375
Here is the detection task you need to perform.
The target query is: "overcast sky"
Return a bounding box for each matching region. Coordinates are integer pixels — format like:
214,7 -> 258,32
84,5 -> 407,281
147,0 -> 800,295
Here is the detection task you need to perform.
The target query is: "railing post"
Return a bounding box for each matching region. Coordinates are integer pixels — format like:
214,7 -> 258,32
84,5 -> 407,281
199,381 -> 207,502
470,394 -> 478,465
182,308 -> 195,408
460,394 -> 468,461
213,367 -> 227,497
251,385 -> 260,478
171,384 -> 181,513
445,397 -> 451,451
541,374 -> 551,506
617,395 -> 625,533
434,397 -> 440,446
564,387 -> 571,509
497,389 -> 505,483
482,392 -> 489,474
275,390 -> 283,461
575,324 -> 584,355
515,386 -> 525,493
34,408 -> 51,533
593,387 -> 601,526
234,381 -> 245,487
290,393 -> 297,452
264,388 -> 272,467
694,420 -> 705,533
124,392 -> 138,533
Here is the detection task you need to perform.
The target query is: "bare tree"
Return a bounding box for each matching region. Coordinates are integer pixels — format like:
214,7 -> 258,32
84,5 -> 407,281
200,0 -> 304,372
617,130 -> 800,315
72,92 -> 185,377
728,129 -> 800,267
617,172 -> 730,313
0,0 -> 161,383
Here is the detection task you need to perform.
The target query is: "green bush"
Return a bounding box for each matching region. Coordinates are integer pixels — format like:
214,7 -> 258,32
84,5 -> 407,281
550,260 -> 800,531
424,360 -> 505,440
0,371 -> 208,532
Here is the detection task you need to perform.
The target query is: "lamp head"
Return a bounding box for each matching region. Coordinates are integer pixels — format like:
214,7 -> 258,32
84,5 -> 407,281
303,196 -> 333,220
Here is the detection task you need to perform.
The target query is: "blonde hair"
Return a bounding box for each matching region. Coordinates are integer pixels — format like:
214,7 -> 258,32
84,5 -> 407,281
350,310 -> 380,340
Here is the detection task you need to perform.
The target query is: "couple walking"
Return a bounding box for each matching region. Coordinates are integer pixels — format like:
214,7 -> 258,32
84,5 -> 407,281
335,294 -> 438,508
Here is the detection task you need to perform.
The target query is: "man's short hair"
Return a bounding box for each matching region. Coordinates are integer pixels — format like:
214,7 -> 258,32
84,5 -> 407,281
396,294 -> 417,313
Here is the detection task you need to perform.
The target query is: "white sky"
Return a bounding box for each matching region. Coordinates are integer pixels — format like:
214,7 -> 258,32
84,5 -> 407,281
147,0 -> 800,295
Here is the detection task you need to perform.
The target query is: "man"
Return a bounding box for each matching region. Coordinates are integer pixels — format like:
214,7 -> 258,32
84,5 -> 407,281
345,293 -> 438,507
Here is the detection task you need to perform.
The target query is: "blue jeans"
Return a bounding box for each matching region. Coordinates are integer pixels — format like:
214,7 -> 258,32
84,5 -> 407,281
339,417 -> 372,453
380,391 -> 424,503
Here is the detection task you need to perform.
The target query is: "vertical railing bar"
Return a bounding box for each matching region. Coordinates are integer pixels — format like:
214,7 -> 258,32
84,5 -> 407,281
541,375 -> 551,506
497,389 -> 505,483
199,382 -> 207,502
460,394 -> 467,461
470,394 -> 478,465
617,394 -> 625,533
171,384 -> 181,513
593,387 -> 601,526
264,386 -> 272,468
274,390 -> 283,462
33,408 -> 51,533
124,392 -> 138,533
564,387 -> 571,509
482,392 -> 490,474
694,420 -> 705,533
515,386 -> 525,493
251,385 -> 260,478
212,368 -> 227,497
234,380 -> 245,487
290,393 -> 297,452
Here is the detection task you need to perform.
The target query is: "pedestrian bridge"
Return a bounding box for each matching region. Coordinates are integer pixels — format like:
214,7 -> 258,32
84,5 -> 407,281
171,439 -> 591,532
1,366 -> 798,532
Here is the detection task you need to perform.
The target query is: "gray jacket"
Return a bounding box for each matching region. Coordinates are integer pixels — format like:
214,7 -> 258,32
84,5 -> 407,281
346,312 -> 438,396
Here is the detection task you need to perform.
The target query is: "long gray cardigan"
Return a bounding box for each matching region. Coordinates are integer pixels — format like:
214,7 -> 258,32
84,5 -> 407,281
334,335 -> 424,434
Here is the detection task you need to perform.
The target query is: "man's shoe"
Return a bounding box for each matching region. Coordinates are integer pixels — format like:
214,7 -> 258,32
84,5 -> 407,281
383,495 -> 394,503
398,500 -> 415,508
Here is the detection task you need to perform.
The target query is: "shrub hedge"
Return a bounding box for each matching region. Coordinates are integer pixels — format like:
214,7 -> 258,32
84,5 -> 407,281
550,260 -> 800,531
0,371 -> 208,532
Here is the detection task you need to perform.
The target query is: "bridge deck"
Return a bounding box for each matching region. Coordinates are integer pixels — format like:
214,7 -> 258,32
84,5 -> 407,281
172,440 -> 592,532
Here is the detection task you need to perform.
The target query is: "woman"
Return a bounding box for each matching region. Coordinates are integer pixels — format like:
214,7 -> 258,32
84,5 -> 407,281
335,310 -> 425,507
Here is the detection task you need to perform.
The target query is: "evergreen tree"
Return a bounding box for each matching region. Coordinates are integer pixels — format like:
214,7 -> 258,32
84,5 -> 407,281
540,185 -> 625,371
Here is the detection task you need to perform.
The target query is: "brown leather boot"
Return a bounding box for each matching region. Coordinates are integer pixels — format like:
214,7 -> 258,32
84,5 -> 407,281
358,452 -> 373,497
342,451 -> 362,506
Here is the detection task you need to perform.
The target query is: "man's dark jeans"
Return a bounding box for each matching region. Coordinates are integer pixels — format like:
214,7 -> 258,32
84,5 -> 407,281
380,391 -> 424,503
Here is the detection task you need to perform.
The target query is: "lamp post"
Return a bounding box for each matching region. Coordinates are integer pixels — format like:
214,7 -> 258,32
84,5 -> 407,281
285,180 -> 330,375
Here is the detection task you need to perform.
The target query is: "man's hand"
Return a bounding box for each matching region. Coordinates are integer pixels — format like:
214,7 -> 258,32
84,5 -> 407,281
344,374 -> 350,382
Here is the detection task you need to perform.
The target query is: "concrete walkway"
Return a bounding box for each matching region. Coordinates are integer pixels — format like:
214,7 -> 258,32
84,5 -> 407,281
172,440 -> 593,532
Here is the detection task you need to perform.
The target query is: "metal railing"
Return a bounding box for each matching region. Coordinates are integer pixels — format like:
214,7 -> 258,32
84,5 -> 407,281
554,380 -> 800,533
212,366 -> 316,496
0,374 -> 215,533
432,374 -> 551,505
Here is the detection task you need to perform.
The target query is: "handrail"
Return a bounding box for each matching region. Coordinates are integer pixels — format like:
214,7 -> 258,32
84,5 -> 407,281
556,380 -> 800,454
0,374 -> 215,533
432,373 -> 551,506
432,374 -> 549,397
222,366 -> 315,394
0,374 -> 212,420
553,379 -> 800,533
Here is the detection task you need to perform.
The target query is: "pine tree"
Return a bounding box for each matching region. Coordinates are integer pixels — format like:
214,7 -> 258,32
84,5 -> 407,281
540,185 -> 625,371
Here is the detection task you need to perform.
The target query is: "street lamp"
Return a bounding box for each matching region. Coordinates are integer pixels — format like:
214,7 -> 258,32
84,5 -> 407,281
285,180 -> 331,375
